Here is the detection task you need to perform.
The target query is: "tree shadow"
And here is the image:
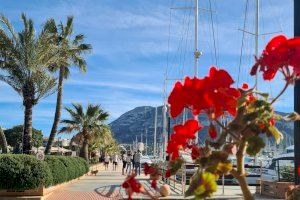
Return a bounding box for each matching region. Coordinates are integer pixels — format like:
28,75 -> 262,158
94,184 -> 122,199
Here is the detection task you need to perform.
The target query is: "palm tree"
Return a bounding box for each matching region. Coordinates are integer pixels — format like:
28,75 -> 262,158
0,14 -> 59,154
59,103 -> 108,161
44,16 -> 92,154
0,128 -> 8,153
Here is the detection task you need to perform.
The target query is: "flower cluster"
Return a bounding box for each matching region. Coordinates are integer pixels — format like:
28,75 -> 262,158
144,163 -> 161,189
122,173 -> 142,200
168,67 -> 241,119
166,119 -> 201,161
251,35 -> 300,80
163,35 -> 300,200
122,35 -> 300,200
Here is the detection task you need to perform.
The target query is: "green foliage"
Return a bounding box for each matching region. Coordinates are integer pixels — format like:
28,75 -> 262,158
0,154 -> 53,190
185,170 -> 217,199
280,166 -> 294,182
60,103 -> 109,160
56,156 -> 77,181
44,156 -> 68,185
90,157 -> 99,164
74,156 -> 89,174
0,155 -> 89,190
4,125 -> 43,148
246,136 -> 265,156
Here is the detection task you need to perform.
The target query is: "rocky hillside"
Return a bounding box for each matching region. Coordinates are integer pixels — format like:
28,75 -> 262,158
109,106 -> 294,146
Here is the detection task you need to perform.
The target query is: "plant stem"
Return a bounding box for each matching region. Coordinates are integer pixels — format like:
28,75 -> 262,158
215,119 -> 239,141
231,139 -> 254,200
270,81 -> 289,105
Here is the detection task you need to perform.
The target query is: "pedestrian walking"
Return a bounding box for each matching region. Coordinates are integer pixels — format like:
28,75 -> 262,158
122,153 -> 127,175
104,153 -> 110,171
132,151 -> 137,171
134,151 -> 142,175
112,154 -> 118,171
125,152 -> 132,174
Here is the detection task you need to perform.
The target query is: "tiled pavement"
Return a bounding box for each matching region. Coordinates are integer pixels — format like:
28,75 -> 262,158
46,165 -> 279,200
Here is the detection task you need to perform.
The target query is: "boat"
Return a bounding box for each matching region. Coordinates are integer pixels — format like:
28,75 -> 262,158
262,146 -> 294,182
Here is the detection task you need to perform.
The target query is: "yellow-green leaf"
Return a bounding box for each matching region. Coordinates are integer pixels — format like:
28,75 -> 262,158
268,126 -> 283,144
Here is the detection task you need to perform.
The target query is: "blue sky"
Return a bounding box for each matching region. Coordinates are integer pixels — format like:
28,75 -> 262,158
0,0 -> 294,138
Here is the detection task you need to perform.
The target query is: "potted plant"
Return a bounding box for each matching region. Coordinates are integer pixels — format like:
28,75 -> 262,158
122,35 -> 300,200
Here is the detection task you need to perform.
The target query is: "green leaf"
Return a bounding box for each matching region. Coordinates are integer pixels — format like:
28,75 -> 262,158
185,171 -> 217,198
283,112 -> 300,121
246,136 -> 265,156
267,126 -> 283,144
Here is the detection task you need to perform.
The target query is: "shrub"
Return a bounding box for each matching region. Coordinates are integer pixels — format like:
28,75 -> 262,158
0,155 -> 89,190
44,156 -> 89,185
56,156 -> 77,181
0,154 -> 53,190
74,157 -> 89,175
44,156 -> 68,185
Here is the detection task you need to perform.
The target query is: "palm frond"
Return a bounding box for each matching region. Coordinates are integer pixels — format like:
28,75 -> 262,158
64,16 -> 74,37
0,13 -> 18,43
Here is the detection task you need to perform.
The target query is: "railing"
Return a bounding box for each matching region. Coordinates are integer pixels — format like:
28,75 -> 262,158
160,161 -> 264,195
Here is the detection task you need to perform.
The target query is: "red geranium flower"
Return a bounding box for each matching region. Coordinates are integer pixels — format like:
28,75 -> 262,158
144,163 -> 155,175
191,145 -> 200,160
269,118 -> 276,126
166,119 -> 202,160
151,180 -> 157,189
122,173 -> 142,200
168,82 -> 186,118
168,67 -> 240,119
242,83 -> 249,90
251,35 -> 300,80
208,124 -> 217,139
165,169 -> 171,178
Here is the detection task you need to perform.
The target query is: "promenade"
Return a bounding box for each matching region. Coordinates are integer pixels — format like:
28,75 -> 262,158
46,164 -> 280,200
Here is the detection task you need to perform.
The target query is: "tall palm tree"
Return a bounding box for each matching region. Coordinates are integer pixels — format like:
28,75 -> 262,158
0,14 -> 59,154
0,128 -> 8,153
59,103 -> 108,161
44,16 -> 92,154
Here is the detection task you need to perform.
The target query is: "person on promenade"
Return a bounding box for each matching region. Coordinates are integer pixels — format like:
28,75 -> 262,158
112,154 -> 118,171
122,153 -> 127,175
134,151 -> 142,175
132,151 -> 136,171
104,153 -> 110,171
125,152 -> 132,174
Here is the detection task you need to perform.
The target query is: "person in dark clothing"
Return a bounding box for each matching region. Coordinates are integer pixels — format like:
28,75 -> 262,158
122,153 -> 127,175
132,151 -> 137,171
134,151 -> 142,175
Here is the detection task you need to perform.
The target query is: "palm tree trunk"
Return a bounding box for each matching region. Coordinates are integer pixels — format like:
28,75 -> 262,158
45,66 -> 64,154
23,101 -> 33,154
80,137 -> 89,162
0,128 -> 8,153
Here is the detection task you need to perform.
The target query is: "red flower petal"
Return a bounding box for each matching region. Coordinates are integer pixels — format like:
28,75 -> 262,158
242,83 -> 249,89
165,169 -> 171,178
208,124 -> 217,139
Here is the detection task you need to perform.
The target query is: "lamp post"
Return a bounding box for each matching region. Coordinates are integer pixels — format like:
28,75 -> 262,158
294,0 -> 300,185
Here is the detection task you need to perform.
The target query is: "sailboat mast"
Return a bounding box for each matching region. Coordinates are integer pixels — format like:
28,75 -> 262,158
145,129 -> 148,155
255,0 -> 259,57
194,0 -> 200,143
194,0 -> 199,77
153,106 -> 157,157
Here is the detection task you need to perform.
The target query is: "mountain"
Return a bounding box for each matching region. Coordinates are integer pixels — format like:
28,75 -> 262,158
109,106 -> 294,146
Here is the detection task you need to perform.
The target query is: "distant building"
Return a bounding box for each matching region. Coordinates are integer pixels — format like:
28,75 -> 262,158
42,137 -> 70,147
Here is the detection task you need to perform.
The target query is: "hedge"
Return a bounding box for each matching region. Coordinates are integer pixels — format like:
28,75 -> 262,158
0,154 -> 53,190
44,156 -> 69,185
0,154 -> 89,190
